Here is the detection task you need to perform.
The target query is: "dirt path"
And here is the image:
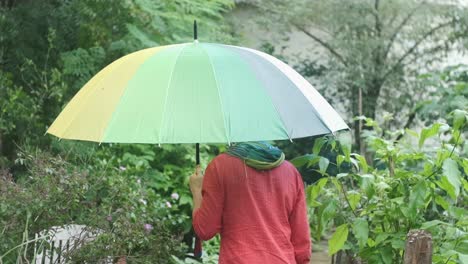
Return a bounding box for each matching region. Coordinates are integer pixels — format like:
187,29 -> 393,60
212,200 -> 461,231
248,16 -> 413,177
312,240 -> 331,264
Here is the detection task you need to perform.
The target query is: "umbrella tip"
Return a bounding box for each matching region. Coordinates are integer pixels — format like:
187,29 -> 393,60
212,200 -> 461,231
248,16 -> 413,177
193,20 -> 197,41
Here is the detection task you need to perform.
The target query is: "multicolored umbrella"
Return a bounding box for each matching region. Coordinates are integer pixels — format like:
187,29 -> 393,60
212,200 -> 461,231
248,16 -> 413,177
47,43 -> 347,144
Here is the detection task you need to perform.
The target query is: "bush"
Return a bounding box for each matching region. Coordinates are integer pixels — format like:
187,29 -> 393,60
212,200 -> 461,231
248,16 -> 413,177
296,110 -> 467,263
0,148 -> 187,263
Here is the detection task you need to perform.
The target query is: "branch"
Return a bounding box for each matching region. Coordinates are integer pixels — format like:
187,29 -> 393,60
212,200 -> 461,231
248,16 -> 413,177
382,1 -> 427,59
293,23 -> 348,66
381,20 -> 454,83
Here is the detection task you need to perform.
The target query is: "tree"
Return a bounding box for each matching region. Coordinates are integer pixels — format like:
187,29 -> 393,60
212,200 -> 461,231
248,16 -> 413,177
254,0 -> 468,152
0,0 -> 235,168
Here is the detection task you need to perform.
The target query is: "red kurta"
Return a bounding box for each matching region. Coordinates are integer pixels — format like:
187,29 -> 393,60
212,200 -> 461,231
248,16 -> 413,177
193,154 -> 311,264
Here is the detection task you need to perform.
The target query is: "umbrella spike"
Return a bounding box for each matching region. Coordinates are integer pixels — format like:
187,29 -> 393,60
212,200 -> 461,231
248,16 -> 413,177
193,20 -> 197,41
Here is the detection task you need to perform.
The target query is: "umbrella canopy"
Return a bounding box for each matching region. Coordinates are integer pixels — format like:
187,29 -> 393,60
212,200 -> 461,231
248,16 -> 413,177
47,42 -> 348,144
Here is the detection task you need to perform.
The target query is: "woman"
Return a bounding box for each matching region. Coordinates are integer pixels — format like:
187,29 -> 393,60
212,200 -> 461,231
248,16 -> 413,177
190,142 -> 311,264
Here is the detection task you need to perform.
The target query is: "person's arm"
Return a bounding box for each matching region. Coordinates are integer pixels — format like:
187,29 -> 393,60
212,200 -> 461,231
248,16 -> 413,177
289,169 -> 312,264
190,162 -> 224,240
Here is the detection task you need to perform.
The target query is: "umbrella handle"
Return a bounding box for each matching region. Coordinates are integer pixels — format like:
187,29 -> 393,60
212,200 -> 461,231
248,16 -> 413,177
194,236 -> 202,258
193,143 -> 203,259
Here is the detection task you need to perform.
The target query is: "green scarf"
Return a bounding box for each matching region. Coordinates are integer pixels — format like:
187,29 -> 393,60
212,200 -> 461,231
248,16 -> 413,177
226,142 -> 285,170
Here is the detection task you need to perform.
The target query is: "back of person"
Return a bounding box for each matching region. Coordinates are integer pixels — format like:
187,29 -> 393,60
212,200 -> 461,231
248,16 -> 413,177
192,144 -> 311,264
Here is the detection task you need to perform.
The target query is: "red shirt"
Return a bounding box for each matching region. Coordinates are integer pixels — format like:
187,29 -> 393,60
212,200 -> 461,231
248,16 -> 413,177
193,154 -> 311,264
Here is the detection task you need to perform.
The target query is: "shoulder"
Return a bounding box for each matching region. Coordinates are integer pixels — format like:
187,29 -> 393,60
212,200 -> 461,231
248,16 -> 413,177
281,160 -> 299,171
210,153 -> 241,165
279,160 -> 303,181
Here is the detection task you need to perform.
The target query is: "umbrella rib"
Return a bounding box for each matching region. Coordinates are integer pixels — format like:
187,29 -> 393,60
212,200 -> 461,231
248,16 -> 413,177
200,45 -> 231,145
157,44 -> 187,145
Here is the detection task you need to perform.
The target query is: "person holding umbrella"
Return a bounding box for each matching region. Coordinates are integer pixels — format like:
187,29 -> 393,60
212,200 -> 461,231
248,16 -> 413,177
47,22 -> 347,262
190,142 -> 311,264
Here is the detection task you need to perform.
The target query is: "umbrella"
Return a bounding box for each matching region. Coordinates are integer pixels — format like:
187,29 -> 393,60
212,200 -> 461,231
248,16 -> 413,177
47,21 -> 348,258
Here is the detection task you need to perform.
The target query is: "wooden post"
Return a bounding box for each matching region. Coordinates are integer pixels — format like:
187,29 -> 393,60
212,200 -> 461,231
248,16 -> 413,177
404,230 -> 432,264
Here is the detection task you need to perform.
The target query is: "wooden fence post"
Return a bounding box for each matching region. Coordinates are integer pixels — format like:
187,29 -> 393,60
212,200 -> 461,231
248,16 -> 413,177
404,229 -> 432,264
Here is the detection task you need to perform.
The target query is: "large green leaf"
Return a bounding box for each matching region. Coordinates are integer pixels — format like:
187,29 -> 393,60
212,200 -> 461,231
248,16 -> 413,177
329,224 -> 349,255
421,220 -> 447,229
347,191 -> 361,211
313,137 -> 327,155
443,158 -> 461,198
437,176 -> 457,200
407,181 -> 427,220
321,200 -> 338,227
452,109 -> 467,130
307,178 -> 328,206
353,154 -> 368,173
319,157 -> 330,174
352,218 -> 368,248
290,154 -> 318,168
419,123 -> 441,148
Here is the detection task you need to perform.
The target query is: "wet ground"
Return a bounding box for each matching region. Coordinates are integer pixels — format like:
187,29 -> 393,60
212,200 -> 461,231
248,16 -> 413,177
312,240 -> 331,264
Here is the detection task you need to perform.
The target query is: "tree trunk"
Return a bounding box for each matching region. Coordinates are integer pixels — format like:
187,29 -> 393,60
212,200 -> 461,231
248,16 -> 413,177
404,230 -> 432,264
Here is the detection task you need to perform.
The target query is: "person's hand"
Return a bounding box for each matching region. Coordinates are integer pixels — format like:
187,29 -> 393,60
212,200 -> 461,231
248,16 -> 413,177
189,165 -> 203,194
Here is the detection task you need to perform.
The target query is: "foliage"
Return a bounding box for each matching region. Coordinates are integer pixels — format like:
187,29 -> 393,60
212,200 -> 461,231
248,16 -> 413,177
254,0 -> 468,148
417,65 -> 468,125
297,109 -> 467,263
0,0 -> 235,168
0,148 -> 188,263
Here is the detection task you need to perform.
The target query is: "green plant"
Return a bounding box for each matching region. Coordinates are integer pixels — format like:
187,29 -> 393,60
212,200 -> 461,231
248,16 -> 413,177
296,110 -> 467,263
0,147 -> 188,263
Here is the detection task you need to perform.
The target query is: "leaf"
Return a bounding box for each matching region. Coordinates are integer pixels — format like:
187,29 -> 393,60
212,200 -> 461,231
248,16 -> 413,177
353,154 -> 368,173
337,155 -> 345,168
435,195 -> 450,210
352,218 -> 368,248
319,157 -> 330,174
459,253 -> 468,264
342,145 -> 351,161
375,233 -> 389,245
390,238 -> 405,249
380,246 -> 393,264
421,220 -> 446,229
443,158 -> 461,198
321,200 -> 338,227
437,176 -> 457,200
452,109 -> 467,130
408,181 -> 427,219
419,123 -> 441,148
290,154 -> 317,168
313,137 -> 327,155
336,173 -> 349,179
455,241 -> 468,254
329,224 -> 349,255
307,178 -> 328,206
347,191 -> 361,211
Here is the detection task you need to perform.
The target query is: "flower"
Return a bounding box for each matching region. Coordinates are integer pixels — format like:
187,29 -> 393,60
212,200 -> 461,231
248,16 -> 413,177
165,201 -> 172,208
136,178 -> 141,184
119,166 -> 126,171
171,193 -> 179,200
139,199 -> 147,206
106,215 -> 113,222
143,223 -> 153,234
